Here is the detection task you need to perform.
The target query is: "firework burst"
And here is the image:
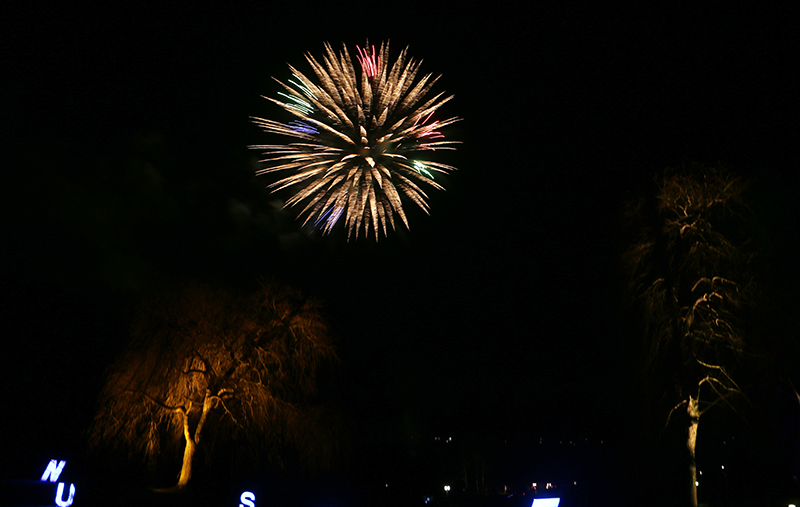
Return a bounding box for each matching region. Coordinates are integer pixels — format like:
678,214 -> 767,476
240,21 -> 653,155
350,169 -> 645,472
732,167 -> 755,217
250,41 -> 460,239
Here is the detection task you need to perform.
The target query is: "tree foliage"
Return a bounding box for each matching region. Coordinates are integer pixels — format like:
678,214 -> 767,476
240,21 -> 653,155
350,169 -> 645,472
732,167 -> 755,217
622,164 -> 761,505
624,166 -> 759,404
89,279 -> 342,488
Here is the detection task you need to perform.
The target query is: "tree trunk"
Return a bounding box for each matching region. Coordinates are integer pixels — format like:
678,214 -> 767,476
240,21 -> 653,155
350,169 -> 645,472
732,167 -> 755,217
154,408 -> 196,493
176,435 -> 196,488
481,461 -> 485,495
687,394 -> 700,507
474,456 -> 479,494
171,392 -> 215,491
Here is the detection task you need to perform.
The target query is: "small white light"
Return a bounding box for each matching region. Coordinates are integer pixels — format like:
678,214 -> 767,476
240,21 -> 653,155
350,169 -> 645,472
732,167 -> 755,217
695,481 -> 699,487
444,485 -> 451,492
531,499 -> 561,507
721,465 -> 725,470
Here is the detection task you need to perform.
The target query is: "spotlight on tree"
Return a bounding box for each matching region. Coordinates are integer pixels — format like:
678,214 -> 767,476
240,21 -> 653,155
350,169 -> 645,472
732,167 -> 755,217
89,279 -> 342,491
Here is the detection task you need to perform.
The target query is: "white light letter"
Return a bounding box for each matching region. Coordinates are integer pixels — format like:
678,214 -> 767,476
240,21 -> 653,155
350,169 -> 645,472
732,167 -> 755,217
239,491 -> 256,507
55,483 -> 75,507
531,499 -> 560,507
41,460 -> 67,482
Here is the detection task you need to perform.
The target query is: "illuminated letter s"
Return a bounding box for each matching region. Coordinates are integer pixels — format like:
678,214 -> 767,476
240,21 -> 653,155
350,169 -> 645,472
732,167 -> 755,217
239,491 -> 256,507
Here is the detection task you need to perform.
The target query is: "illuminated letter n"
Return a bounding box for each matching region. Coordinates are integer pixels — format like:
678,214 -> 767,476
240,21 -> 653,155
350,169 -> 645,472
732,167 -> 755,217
40,460 -> 66,482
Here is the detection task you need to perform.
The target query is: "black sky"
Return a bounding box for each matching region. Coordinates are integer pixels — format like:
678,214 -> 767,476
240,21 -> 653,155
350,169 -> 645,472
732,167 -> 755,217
3,1 -> 799,499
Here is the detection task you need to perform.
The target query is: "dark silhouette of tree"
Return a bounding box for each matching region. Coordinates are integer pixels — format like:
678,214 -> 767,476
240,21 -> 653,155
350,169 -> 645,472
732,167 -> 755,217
89,279 -> 341,491
622,165 -> 760,506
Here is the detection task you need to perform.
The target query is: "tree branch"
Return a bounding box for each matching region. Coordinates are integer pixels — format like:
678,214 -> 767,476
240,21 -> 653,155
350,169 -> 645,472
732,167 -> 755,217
664,399 -> 688,432
192,349 -> 217,380
125,389 -> 187,413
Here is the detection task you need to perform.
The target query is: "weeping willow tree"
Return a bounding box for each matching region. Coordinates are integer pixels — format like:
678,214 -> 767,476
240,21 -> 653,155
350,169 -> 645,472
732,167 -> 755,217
89,280 -> 342,491
622,165 -> 760,506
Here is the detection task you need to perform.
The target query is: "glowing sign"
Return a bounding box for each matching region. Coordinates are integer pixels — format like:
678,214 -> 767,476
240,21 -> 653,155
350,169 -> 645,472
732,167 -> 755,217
531,498 -> 560,507
55,483 -> 75,507
40,460 -> 66,482
239,491 -> 256,507
39,459 -> 75,507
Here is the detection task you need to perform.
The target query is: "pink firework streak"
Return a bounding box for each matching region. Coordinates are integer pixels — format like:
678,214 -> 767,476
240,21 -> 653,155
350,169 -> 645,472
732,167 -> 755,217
356,45 -> 380,77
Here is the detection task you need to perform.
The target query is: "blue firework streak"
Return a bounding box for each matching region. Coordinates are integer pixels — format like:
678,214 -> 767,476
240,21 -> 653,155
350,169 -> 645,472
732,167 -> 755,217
250,41 -> 460,240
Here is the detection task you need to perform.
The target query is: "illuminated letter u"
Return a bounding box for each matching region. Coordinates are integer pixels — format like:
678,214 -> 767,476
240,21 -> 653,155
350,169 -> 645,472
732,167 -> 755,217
55,482 -> 75,507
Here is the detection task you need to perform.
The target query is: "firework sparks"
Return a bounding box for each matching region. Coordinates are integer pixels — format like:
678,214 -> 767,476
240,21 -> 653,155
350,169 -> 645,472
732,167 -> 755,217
250,41 -> 460,239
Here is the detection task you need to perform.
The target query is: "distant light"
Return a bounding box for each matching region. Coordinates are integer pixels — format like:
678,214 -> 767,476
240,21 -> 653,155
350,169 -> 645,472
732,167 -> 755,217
695,481 -> 699,487
385,484 -> 389,488
546,482 -> 553,489
531,498 -> 561,507
444,485 -> 451,492
721,465 -> 725,470
788,504 -> 796,507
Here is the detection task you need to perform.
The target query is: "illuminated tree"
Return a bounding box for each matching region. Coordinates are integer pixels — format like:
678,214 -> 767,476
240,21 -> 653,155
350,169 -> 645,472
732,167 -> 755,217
622,165 -> 760,506
90,280 -> 340,491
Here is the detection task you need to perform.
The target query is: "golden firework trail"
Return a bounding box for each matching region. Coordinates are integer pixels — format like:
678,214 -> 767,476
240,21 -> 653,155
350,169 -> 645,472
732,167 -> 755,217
251,41 -> 460,240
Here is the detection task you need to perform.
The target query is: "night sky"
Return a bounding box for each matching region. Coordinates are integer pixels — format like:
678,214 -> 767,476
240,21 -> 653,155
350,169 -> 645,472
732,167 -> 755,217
3,3 -> 799,505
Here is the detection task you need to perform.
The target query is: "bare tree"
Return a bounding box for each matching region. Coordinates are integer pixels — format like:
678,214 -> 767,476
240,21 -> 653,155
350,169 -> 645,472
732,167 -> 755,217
622,165 -> 760,506
90,279 -> 341,491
